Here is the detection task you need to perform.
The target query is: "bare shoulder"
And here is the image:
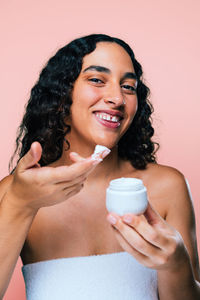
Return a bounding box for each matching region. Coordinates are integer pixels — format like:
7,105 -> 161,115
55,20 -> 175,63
138,163 -> 189,200
143,165 -> 199,279
144,162 -> 186,184
127,162 -> 192,219
128,162 -> 199,279
145,163 -> 194,218
0,175 -> 13,201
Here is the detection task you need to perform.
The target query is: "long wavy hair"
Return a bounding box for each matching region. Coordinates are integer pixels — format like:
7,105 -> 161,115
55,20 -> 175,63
9,34 -> 159,172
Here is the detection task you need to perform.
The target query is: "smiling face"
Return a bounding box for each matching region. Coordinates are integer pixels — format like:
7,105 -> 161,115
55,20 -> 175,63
68,42 -> 138,149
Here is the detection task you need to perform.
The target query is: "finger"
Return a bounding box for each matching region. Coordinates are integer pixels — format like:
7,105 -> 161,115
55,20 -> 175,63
113,229 -> 167,269
18,142 -> 42,172
64,183 -> 84,197
122,213 -> 170,250
70,148 -> 111,163
55,173 -> 87,187
107,214 -> 160,257
91,148 -> 111,160
112,226 -> 150,265
69,152 -> 87,163
51,157 -> 99,183
63,181 -> 84,192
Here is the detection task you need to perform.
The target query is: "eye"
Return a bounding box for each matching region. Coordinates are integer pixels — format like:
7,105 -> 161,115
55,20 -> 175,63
122,84 -> 136,93
88,78 -> 104,84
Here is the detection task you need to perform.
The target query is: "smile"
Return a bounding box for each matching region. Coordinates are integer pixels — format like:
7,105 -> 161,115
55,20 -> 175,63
96,112 -> 120,122
94,112 -> 122,129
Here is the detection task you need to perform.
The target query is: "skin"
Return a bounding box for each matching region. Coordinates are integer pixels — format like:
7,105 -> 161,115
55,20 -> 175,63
62,41 -> 138,159
0,42 -> 199,299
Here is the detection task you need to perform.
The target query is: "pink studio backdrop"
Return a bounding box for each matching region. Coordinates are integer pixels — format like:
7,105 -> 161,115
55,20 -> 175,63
1,1 -> 199,299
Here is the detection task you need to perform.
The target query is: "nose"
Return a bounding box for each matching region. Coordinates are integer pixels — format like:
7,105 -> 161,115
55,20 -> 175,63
103,84 -> 125,106
103,93 -> 126,106
103,96 -> 125,106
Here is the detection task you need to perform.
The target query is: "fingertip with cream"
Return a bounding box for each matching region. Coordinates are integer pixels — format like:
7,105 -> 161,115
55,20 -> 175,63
101,149 -> 111,158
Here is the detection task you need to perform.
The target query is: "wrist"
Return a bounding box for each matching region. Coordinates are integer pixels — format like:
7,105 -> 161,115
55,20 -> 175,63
157,262 -> 198,300
1,189 -> 39,220
158,249 -> 196,287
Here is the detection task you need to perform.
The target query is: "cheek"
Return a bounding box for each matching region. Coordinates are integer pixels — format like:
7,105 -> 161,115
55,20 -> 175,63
70,85 -> 102,126
72,85 -> 102,108
128,97 -> 138,121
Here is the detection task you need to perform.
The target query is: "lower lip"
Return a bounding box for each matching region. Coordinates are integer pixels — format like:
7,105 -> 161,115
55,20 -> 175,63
94,114 -> 121,129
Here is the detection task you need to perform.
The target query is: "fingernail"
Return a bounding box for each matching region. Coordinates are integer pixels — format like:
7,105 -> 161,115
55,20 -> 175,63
91,149 -> 111,161
101,149 -> 111,158
123,215 -> 132,223
107,214 -> 117,225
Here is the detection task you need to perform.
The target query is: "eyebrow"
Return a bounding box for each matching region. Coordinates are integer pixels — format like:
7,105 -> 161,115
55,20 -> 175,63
82,65 -> 137,81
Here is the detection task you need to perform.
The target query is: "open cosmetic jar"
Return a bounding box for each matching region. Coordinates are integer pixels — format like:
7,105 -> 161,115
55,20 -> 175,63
106,177 -> 148,216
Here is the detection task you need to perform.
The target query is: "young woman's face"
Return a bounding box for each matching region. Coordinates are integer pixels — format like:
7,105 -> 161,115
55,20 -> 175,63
69,42 -> 138,149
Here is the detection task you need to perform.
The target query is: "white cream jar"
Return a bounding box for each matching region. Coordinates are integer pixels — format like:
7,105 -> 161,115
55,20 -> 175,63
106,177 -> 148,216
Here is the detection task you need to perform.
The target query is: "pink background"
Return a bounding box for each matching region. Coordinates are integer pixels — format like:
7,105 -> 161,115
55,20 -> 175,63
1,0 -> 199,299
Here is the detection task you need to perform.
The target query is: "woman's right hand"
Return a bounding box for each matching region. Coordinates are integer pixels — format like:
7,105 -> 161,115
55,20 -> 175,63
5,142 -> 108,215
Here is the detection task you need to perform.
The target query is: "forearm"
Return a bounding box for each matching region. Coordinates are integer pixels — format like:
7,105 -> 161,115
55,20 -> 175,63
157,256 -> 200,300
0,194 -> 37,299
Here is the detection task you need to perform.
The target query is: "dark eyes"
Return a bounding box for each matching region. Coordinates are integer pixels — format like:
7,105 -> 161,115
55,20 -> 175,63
89,78 -> 103,84
88,78 -> 136,93
122,85 -> 136,92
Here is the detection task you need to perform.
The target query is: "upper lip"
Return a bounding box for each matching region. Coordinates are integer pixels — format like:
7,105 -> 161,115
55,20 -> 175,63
93,110 -> 124,119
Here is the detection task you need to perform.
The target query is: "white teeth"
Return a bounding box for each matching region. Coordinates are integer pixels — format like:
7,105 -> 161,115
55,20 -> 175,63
95,112 -> 120,123
112,116 -> 118,122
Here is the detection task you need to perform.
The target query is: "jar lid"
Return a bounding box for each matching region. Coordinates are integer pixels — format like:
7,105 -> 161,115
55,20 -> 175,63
109,177 -> 144,191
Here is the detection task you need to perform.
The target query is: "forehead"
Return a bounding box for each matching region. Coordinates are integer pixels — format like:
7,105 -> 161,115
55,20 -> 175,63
81,42 -> 135,73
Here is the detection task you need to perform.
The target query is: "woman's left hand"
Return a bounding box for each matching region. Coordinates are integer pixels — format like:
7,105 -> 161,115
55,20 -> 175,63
106,203 -> 189,271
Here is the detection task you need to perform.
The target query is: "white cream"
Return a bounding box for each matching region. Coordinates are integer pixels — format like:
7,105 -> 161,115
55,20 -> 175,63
91,145 -> 110,160
106,177 -> 148,216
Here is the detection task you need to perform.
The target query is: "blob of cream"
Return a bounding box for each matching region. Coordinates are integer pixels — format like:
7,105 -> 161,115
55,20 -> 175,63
91,145 -> 111,161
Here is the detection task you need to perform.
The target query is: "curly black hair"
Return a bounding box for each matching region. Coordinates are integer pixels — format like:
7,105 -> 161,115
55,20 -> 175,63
9,33 -> 159,172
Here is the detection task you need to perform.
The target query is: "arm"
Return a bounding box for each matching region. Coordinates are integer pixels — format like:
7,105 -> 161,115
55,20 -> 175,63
0,179 -> 37,299
106,168 -> 200,299
157,174 -> 200,299
0,142 -> 107,298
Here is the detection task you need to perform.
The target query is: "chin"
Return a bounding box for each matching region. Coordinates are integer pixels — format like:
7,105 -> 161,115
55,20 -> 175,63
89,128 -> 123,149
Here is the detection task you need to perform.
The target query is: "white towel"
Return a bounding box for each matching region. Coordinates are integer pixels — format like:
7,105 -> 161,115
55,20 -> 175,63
22,178 -> 194,300
22,251 -> 158,300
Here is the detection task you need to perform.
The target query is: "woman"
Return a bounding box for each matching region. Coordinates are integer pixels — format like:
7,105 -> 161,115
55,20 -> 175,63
0,34 -> 199,299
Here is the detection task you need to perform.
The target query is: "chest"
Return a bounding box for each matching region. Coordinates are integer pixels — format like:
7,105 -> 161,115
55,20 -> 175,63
21,179 -> 166,264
